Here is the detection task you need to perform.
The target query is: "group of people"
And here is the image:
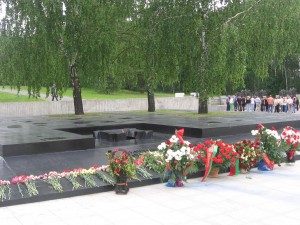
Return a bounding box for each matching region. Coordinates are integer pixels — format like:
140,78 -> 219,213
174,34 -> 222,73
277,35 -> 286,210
226,95 -> 299,113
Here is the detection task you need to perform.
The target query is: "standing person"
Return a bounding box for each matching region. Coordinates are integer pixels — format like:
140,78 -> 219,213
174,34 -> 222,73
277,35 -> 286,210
255,96 -> 261,112
226,96 -> 230,111
292,96 -> 297,113
261,96 -> 265,112
237,96 -> 242,111
267,95 -> 274,113
282,96 -> 287,112
241,96 -> 246,111
245,96 -> 251,112
296,96 -> 299,111
233,95 -> 238,111
250,96 -> 255,112
278,96 -> 283,112
51,84 -> 59,101
287,96 -> 293,113
229,96 -> 234,111
274,96 -> 280,113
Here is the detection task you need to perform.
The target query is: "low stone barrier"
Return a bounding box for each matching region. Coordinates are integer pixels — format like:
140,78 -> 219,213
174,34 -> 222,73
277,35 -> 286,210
0,97 -> 226,116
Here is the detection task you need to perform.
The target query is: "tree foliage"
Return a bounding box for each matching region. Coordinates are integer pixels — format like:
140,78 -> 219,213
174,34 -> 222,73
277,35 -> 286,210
1,0 -> 300,114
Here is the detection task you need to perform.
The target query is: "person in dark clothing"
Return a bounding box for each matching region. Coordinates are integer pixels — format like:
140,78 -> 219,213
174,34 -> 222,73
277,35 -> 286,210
226,96 -> 230,111
51,84 -> 59,101
263,96 -> 268,112
241,96 -> 246,111
237,96 -> 242,111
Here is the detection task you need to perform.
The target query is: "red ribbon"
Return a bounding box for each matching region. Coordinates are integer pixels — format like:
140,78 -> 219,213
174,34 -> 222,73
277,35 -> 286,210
289,150 -> 296,160
176,128 -> 185,145
228,165 -> 236,176
262,152 -> 274,170
201,144 -> 216,182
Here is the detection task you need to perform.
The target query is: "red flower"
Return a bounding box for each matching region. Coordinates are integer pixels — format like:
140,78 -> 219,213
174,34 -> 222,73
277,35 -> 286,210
134,158 -> 143,165
115,158 -> 121,164
258,124 -> 264,130
166,163 -> 171,170
114,167 -> 121,174
166,140 -> 171,145
203,140 -> 211,145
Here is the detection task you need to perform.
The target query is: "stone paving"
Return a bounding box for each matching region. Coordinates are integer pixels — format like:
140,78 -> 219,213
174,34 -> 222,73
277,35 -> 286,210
0,162 -> 300,225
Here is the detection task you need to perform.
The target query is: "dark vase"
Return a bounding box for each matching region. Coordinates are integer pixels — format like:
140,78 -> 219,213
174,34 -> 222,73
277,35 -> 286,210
115,175 -> 129,194
286,151 -> 296,163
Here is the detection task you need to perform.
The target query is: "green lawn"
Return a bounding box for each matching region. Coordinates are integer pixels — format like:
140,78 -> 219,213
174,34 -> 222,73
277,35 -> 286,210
0,92 -> 43,102
62,88 -> 174,99
1,86 -> 174,100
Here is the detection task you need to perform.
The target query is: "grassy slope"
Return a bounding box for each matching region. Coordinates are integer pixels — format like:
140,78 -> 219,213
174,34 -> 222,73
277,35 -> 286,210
1,86 -> 174,100
0,92 -> 43,102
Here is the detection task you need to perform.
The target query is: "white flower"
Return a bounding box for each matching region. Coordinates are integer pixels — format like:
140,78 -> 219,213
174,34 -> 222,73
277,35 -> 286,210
167,149 -> 173,155
184,141 -> 191,145
170,135 -> 179,143
251,130 -> 259,136
158,142 -> 167,150
180,146 -> 187,153
175,155 -> 182,161
189,154 -> 194,160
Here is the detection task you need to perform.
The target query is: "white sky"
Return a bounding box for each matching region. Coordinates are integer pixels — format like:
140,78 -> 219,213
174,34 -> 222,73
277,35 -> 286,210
0,2 -> 5,19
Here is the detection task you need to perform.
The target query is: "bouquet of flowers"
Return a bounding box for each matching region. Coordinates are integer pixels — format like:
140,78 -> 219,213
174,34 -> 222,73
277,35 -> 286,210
39,171 -> 63,192
106,149 -> 137,194
194,139 -> 239,180
251,124 -> 286,169
106,149 -> 137,180
61,170 -> 82,190
234,140 -> 261,172
12,175 -> 39,197
133,157 -> 153,180
0,180 -> 11,202
73,168 -> 98,188
281,126 -> 300,163
140,151 -> 165,174
90,165 -> 115,185
157,129 -> 197,187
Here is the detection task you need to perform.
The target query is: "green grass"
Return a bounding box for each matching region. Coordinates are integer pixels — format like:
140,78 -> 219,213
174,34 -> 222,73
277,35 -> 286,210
1,86 -> 174,100
63,88 -> 174,99
0,92 -> 43,102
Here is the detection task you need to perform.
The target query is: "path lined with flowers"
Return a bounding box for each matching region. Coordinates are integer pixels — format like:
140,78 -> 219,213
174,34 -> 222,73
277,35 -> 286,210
1,123 -> 299,206
1,162 -> 300,225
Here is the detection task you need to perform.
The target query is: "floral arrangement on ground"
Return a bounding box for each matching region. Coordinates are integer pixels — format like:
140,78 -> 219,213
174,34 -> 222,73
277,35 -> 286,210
0,125 -> 299,202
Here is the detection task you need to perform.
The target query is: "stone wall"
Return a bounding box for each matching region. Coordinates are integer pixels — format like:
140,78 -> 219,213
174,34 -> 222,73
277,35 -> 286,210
0,96 -> 226,116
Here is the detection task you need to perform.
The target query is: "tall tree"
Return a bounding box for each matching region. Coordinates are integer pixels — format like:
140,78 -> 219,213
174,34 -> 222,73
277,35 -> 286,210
1,0 -> 134,114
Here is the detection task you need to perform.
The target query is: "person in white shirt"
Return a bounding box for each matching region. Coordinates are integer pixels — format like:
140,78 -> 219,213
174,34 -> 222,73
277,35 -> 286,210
255,96 -> 261,112
287,96 -> 293,113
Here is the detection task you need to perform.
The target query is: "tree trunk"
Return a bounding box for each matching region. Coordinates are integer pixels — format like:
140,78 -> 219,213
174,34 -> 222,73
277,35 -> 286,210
198,97 -> 208,114
147,88 -> 155,112
198,3 -> 209,114
71,63 -> 84,115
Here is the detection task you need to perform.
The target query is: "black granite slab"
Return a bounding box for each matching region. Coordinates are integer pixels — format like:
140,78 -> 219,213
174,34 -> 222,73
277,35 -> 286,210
1,112 -> 300,207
